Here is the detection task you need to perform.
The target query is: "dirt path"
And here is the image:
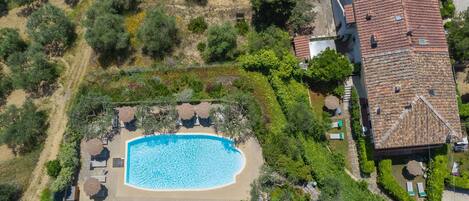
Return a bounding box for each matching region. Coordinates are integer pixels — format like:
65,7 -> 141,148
21,40 -> 92,201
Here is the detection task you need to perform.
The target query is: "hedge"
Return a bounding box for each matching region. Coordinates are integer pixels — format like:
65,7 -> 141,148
351,87 -> 375,174
446,173 -> 469,190
426,155 -> 449,201
378,160 -> 414,201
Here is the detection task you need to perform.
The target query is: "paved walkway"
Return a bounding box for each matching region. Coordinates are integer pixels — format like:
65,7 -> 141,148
443,188 -> 469,201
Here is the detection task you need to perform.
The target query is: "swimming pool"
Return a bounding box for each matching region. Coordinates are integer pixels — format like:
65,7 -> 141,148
125,133 -> 246,191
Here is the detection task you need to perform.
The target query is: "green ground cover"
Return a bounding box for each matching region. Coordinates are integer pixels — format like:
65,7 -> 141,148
0,147 -> 41,191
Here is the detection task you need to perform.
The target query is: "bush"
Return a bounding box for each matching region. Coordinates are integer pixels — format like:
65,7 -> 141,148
11,0 -> 34,6
0,28 -> 26,60
0,184 -> 20,201
40,188 -> 52,201
50,167 -> 74,192
235,20 -> 249,35
27,4 -> 75,55
188,16 -> 208,34
306,48 -> 353,83
45,160 -> 62,178
196,42 -> 206,52
85,13 -> 130,53
378,160 -> 414,201
204,23 -> 238,62
288,0 -> 315,33
447,172 -> 469,190
246,26 -> 290,56
0,72 -> 12,104
426,155 -> 448,201
137,8 -> 179,57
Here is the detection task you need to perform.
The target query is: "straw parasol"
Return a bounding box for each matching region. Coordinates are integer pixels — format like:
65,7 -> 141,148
195,102 -> 211,119
85,138 -> 103,156
84,177 -> 101,197
324,95 -> 340,110
406,160 -> 424,176
177,103 -> 195,120
118,106 -> 135,123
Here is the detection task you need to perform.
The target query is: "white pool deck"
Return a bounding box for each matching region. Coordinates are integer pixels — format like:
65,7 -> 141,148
78,126 -> 264,201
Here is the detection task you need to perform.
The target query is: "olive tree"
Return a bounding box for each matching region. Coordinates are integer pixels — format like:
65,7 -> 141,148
204,23 -> 237,62
84,13 -> 130,54
137,8 -> 179,57
137,104 -> 178,135
0,28 -> 26,60
27,4 -> 75,55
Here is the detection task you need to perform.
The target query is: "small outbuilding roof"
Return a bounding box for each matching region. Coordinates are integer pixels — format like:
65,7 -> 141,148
177,103 -> 195,120
406,160 -> 423,176
83,177 -> 101,197
117,106 -> 135,123
324,95 -> 340,110
84,138 -> 103,156
195,102 -> 211,119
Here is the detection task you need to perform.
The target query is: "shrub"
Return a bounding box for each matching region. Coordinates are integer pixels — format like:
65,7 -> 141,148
85,13 -> 130,53
235,20 -> 249,35
0,184 -> 20,201
137,8 -> 179,57
188,16 -> 208,34
27,4 -> 75,55
246,26 -> 290,56
447,172 -> 469,190
426,155 -> 449,201
0,72 -> 12,104
306,48 -> 353,83
288,0 -> 315,33
11,0 -> 34,6
45,160 -> 62,178
0,28 -> 26,60
50,167 -> 74,192
204,23 -> 238,62
378,160 -> 414,201
196,42 -> 206,52
40,188 -> 52,201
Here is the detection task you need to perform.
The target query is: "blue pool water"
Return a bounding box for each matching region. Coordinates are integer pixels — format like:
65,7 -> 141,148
125,134 -> 245,190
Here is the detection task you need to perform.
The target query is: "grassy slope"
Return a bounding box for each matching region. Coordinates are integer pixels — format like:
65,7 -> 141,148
0,148 -> 42,189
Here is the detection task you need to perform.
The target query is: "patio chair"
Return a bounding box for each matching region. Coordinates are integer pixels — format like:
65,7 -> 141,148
329,133 -> 345,140
406,182 -> 415,196
331,120 -> 344,129
417,182 -> 427,197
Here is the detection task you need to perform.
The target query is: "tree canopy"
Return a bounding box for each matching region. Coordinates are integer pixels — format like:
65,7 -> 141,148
447,8 -> 469,62
0,28 -> 26,60
85,13 -> 130,53
0,184 -> 20,201
287,0 -> 315,33
0,100 -> 47,154
27,4 -> 75,55
251,0 -> 296,29
238,49 -> 299,79
137,8 -> 179,57
246,26 -> 291,56
306,48 -> 353,83
204,23 -> 238,62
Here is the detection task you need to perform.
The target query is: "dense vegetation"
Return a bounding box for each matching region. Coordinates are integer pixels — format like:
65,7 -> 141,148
447,8 -> 469,63
426,154 -> 449,201
251,0 -> 314,32
246,26 -> 291,56
188,16 -> 208,34
440,0 -> 455,19
378,160 -> 414,201
0,184 -> 20,201
0,28 -> 26,60
204,23 -> 238,62
137,8 -> 179,57
350,87 -> 375,174
306,48 -> 353,84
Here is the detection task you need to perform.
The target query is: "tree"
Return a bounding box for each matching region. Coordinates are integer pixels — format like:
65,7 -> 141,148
204,23 -> 237,62
188,16 -> 208,34
306,48 -> 353,83
447,8 -> 469,62
0,0 -> 7,16
0,28 -> 26,60
27,4 -> 75,55
286,102 -> 325,141
0,100 -> 47,154
251,0 -> 296,29
7,50 -> 58,93
440,0 -> 455,19
137,8 -> 179,57
246,26 -> 291,56
288,0 -> 315,33
45,160 -> 62,178
85,13 -> 129,53
0,184 -> 20,201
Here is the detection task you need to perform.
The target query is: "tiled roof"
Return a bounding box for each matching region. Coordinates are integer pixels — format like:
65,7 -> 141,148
354,0 -> 462,149
293,36 -> 310,60
344,4 -> 355,24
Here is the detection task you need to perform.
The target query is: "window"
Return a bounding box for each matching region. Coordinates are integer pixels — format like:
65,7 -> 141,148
429,89 -> 435,96
394,85 -> 401,93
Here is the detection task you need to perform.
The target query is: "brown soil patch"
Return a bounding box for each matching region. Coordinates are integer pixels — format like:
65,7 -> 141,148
0,145 -> 14,162
0,7 -> 28,37
5,89 -> 28,107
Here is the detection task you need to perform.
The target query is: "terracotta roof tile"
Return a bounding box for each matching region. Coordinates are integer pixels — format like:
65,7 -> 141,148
293,36 -> 310,59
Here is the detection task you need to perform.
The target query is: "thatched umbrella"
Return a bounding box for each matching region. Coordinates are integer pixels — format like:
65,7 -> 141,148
84,177 -> 101,197
406,160 -> 424,176
324,95 -> 340,110
85,138 -> 103,156
118,106 -> 135,123
177,103 -> 195,120
195,102 -> 211,119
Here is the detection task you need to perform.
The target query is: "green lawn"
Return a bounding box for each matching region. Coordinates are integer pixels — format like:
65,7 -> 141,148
0,147 -> 42,191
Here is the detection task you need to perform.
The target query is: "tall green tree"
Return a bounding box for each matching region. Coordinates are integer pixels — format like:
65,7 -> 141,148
27,4 -> 75,55
447,8 -> 469,62
84,13 -> 129,53
251,0 -> 296,29
306,48 -> 353,83
0,100 -> 47,154
204,23 -> 238,62
137,8 -> 179,57
0,28 -> 26,60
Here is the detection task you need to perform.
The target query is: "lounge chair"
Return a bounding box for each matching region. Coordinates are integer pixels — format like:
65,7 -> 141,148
331,120 -> 344,128
90,160 -> 107,168
91,175 -> 106,183
417,182 -> 427,197
452,162 -> 460,176
406,182 -> 415,196
329,133 -> 345,140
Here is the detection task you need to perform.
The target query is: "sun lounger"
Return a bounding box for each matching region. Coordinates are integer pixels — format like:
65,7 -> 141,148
331,120 -> 344,128
329,133 -> 345,140
406,182 -> 415,196
90,160 -> 107,168
417,182 -> 427,197
452,162 -> 460,176
91,175 -> 106,183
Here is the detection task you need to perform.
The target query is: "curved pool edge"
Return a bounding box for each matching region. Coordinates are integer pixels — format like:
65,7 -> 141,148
123,132 -> 247,192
